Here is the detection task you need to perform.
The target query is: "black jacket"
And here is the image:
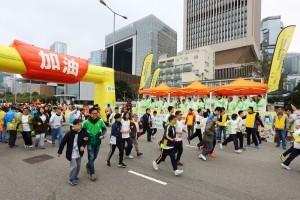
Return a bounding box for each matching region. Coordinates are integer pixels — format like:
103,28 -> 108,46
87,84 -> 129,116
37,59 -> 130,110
142,113 -> 151,128
58,129 -> 88,161
33,114 -> 50,134
162,125 -> 176,147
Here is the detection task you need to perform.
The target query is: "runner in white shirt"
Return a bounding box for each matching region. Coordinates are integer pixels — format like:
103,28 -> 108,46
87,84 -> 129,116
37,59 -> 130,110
121,112 -> 133,159
151,111 -> 158,138
174,110 -> 186,166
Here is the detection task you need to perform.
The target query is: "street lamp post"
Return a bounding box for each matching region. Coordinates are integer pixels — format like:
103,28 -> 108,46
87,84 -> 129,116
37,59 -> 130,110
99,0 -> 127,70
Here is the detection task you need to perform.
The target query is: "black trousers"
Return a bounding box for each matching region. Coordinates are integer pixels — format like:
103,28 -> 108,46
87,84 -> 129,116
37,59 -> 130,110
190,129 -> 202,142
106,114 -> 111,122
151,128 -> 157,136
174,141 -> 183,161
283,146 -> 300,166
222,134 -> 239,150
8,130 -> 17,147
21,131 -> 33,146
187,126 -> 194,140
210,139 -> 217,154
246,128 -> 258,146
155,148 -> 177,171
237,132 -> 244,149
107,142 -> 124,164
283,145 -> 294,157
256,131 -> 262,144
142,126 -> 151,142
122,138 -> 133,156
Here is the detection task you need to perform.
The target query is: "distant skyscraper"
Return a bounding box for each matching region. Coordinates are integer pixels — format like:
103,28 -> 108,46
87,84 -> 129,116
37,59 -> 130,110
261,16 -> 284,58
50,42 -> 67,54
89,50 -> 103,66
183,0 -> 261,80
284,53 -> 300,75
105,14 -> 177,75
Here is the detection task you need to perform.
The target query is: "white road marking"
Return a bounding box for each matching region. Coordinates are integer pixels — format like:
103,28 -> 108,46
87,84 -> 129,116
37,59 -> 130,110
185,145 -> 198,148
128,170 -> 167,185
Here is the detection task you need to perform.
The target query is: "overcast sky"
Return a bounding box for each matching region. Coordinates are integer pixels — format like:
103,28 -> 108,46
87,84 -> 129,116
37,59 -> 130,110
0,0 -> 299,59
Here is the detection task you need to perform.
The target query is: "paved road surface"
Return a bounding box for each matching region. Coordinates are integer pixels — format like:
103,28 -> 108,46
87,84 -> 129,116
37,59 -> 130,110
0,126 -> 299,200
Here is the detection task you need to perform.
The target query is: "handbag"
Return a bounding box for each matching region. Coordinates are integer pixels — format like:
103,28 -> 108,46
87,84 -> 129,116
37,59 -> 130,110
110,136 -> 116,145
6,119 -> 17,131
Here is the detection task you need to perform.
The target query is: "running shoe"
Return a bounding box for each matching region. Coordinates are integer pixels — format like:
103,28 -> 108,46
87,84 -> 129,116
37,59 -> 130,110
280,154 -> 286,162
118,162 -> 127,168
281,163 -> 291,170
152,161 -> 159,170
199,154 -> 207,161
219,144 -> 223,150
208,153 -> 216,158
174,169 -> 183,176
68,179 -> 77,186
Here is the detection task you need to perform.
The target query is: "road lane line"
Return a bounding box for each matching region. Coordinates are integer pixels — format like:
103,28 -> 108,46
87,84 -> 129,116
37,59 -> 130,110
128,170 -> 167,185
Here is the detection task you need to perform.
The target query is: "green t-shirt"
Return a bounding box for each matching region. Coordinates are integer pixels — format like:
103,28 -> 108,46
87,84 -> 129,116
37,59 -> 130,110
82,119 -> 107,146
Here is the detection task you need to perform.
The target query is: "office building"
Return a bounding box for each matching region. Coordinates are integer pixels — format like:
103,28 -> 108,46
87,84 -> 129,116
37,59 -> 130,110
105,14 -> 177,76
183,0 -> 261,80
50,42 -> 67,54
157,46 -> 215,87
286,75 -> 300,92
261,16 -> 284,58
89,50 -> 104,66
283,53 -> 300,75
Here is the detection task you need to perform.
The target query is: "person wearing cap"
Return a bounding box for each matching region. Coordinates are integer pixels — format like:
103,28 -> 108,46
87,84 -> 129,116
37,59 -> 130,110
257,95 -> 266,112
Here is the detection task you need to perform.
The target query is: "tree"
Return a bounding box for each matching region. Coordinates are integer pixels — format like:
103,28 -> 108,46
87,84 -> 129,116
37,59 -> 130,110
252,56 -> 272,83
115,80 -> 135,101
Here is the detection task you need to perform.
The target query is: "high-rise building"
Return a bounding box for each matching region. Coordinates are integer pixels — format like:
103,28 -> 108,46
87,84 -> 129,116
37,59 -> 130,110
50,42 -> 67,54
284,53 -> 300,75
105,14 -> 177,76
89,50 -> 104,66
183,0 -> 261,79
261,16 -> 284,58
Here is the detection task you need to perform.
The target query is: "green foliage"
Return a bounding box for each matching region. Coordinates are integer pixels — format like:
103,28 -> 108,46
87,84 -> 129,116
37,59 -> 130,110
252,56 -> 272,83
0,92 -> 57,103
115,80 -> 135,101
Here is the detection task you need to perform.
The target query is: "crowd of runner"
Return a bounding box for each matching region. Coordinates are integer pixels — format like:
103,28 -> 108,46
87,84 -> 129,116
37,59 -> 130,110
1,95 -> 300,186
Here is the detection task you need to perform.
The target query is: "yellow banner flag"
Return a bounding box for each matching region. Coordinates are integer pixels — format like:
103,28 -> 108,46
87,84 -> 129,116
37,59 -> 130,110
139,53 -> 153,90
268,25 -> 296,93
150,68 -> 161,88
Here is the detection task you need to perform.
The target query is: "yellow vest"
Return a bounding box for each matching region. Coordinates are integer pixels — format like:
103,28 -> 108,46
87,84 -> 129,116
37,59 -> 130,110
274,114 -> 287,129
245,113 -> 256,128
187,115 -> 194,126
217,113 -> 228,127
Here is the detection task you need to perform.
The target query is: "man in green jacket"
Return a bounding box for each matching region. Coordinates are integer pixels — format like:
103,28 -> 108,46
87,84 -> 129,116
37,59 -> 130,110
82,107 -> 107,181
257,94 -> 266,112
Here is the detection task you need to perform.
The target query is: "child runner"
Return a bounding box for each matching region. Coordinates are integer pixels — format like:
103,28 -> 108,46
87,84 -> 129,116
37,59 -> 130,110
106,113 -> 127,168
219,113 -> 242,153
237,110 -> 245,151
197,112 -> 208,148
108,107 -> 119,126
174,110 -> 186,166
130,114 -> 143,157
199,116 -> 218,161
190,109 -> 203,143
280,121 -> 300,170
158,106 -> 174,149
152,115 -> 183,176
151,111 -> 158,138
121,112 -> 133,158
58,119 -> 88,186
206,107 -> 222,158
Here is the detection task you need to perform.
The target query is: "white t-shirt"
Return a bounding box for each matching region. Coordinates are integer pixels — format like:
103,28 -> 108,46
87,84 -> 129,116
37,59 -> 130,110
196,115 -> 203,129
72,134 -> 80,159
134,121 -> 140,132
40,114 -> 46,123
200,118 -> 208,134
175,120 -> 185,141
151,116 -> 157,129
121,119 -> 130,138
293,128 -> 300,149
227,119 -> 239,134
163,114 -> 170,123
22,115 -> 30,132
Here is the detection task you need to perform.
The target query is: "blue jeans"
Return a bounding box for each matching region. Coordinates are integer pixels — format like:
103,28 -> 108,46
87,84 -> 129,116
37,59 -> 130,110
51,127 -> 63,144
218,126 -> 227,142
86,145 -> 100,175
0,126 -> 6,142
276,129 -> 286,148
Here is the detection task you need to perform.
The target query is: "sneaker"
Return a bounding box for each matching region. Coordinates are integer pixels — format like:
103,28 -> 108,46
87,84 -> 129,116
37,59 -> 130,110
152,161 -> 159,170
137,152 -> 143,157
281,163 -> 291,170
68,179 -> 77,186
106,161 -> 111,167
86,164 -> 90,175
275,145 -> 280,148
24,145 -> 28,148
174,169 -> 183,176
118,162 -> 127,168
126,155 -> 134,159
75,177 -> 79,181
177,161 -> 183,166
219,144 -> 223,150
157,141 -> 161,149
280,154 -> 286,162
255,145 -> 260,149
199,154 -> 207,161
28,145 -> 33,149
208,153 -> 217,158
245,144 -> 251,148
90,174 -> 97,181
235,150 -> 242,154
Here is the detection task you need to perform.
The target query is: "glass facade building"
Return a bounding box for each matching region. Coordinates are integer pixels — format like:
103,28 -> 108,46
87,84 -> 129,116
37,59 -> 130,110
89,50 -> 103,66
105,14 -> 177,76
260,16 -> 284,58
50,42 -> 67,54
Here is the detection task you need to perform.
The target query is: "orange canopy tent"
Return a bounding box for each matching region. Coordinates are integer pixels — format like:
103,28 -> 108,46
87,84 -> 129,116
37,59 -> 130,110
139,82 -> 183,97
181,80 -> 211,95
213,78 -> 267,96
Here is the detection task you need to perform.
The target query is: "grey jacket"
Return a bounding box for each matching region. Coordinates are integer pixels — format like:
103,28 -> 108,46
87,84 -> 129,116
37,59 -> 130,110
203,120 -> 216,143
